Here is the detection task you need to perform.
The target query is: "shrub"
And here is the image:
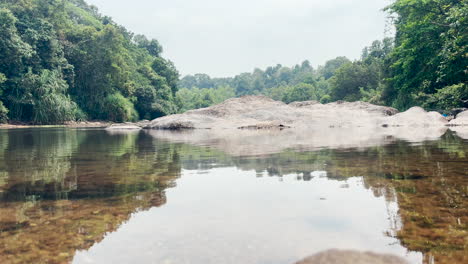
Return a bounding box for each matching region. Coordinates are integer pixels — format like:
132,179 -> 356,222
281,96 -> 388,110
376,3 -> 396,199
282,83 -> 318,104
9,70 -> 84,124
103,93 -> 139,122
33,93 -> 82,124
420,83 -> 468,112
320,95 -> 332,104
0,101 -> 8,123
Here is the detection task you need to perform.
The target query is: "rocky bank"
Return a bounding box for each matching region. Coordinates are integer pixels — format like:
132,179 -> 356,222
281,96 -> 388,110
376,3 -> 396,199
144,96 -> 466,130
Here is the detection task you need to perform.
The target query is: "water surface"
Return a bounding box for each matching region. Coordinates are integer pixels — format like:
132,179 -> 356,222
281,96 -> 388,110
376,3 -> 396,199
0,128 -> 466,264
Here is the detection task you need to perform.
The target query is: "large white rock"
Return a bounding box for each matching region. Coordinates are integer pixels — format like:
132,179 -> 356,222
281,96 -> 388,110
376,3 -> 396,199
449,110 -> 468,126
379,107 -> 448,127
148,96 -> 401,130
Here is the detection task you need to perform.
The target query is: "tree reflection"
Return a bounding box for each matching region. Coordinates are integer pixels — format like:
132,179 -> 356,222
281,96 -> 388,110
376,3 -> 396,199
169,131 -> 467,264
0,129 -> 466,264
0,129 -> 182,263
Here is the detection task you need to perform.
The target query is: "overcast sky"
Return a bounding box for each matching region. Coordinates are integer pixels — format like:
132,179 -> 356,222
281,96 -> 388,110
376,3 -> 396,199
85,0 -> 394,77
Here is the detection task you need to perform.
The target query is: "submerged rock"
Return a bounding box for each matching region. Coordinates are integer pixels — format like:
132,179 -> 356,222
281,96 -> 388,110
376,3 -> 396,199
105,124 -> 142,131
294,249 -> 408,264
134,120 -> 151,127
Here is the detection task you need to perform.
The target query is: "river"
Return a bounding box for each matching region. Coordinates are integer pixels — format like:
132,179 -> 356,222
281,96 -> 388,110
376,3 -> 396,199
0,128 -> 466,264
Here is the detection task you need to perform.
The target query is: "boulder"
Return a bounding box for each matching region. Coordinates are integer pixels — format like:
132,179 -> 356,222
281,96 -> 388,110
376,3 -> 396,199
294,249 -> 408,264
147,96 -> 468,131
379,107 -> 448,127
450,108 -> 468,117
148,96 -> 400,130
105,124 -> 142,130
449,110 -> 468,126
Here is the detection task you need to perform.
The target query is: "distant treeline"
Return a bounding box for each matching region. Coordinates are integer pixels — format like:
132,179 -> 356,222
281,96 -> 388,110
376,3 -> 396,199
0,0 -> 179,124
0,0 -> 466,124
178,0 -> 467,113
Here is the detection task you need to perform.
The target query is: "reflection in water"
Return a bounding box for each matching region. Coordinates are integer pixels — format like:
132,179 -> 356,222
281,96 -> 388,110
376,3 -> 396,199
0,129 -> 180,263
74,169 -> 415,264
0,128 -> 466,264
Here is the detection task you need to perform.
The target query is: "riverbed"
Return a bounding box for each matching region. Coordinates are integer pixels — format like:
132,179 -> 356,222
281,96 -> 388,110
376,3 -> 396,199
0,128 -> 466,264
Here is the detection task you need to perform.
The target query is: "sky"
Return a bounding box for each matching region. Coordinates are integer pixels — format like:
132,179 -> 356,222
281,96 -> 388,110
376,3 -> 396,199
85,0 -> 394,77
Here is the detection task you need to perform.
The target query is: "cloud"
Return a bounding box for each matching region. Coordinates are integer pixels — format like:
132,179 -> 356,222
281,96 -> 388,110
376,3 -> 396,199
86,0 -> 393,77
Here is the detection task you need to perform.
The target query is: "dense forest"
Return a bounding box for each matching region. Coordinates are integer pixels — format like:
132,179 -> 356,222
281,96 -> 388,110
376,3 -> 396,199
0,0 -> 179,124
0,0 -> 467,124
179,0 -> 467,113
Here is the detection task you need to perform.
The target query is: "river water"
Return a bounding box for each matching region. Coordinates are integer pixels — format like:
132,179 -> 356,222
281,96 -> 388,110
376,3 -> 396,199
0,128 -> 466,264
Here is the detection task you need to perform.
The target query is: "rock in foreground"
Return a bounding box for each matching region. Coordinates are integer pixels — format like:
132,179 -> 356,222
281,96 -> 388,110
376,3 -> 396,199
146,96 -> 451,130
294,249 -> 408,264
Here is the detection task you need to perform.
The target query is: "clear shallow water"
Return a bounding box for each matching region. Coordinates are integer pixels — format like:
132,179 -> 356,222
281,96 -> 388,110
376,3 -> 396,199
0,128 -> 466,264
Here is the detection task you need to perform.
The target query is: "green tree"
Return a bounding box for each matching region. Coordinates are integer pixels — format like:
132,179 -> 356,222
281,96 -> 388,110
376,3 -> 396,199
384,0 -> 467,109
0,73 -> 7,123
10,69 -> 81,124
318,56 -> 351,80
0,8 -> 33,77
330,63 -> 371,101
134,34 -> 163,57
0,0 -> 179,123
151,57 -> 179,95
103,92 -> 138,122
282,83 -> 318,103
419,83 -> 468,112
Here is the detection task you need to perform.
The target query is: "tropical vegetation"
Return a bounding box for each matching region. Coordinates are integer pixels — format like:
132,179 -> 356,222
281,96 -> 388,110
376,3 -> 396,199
0,0 -> 179,124
0,0 -> 466,124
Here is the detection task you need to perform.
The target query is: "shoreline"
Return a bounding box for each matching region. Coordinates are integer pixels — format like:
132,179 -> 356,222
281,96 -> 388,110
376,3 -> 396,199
0,121 -> 112,129
1,97 -> 467,130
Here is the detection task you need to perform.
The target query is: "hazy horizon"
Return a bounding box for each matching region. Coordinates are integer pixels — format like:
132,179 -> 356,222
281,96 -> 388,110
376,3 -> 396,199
85,0 -> 394,77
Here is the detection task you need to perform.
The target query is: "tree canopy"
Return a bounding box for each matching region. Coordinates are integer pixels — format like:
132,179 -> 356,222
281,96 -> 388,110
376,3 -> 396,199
384,0 -> 467,110
0,0 -> 179,124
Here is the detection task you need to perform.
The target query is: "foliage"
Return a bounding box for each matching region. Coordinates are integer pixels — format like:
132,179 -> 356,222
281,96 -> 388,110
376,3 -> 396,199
178,38 -> 394,110
285,83 -> 318,103
179,60 -> 316,98
0,73 -> 6,123
320,94 -> 332,104
103,93 -> 139,122
318,56 -> 351,80
384,0 -> 468,110
179,60 -> 322,109
419,83 -> 468,112
9,69 -> 82,124
0,0 -> 179,124
329,39 -> 392,103
268,83 -> 319,104
330,62 -> 369,101
176,86 -> 235,113
0,101 -> 8,123
134,34 -> 162,57
0,0 -> 465,120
